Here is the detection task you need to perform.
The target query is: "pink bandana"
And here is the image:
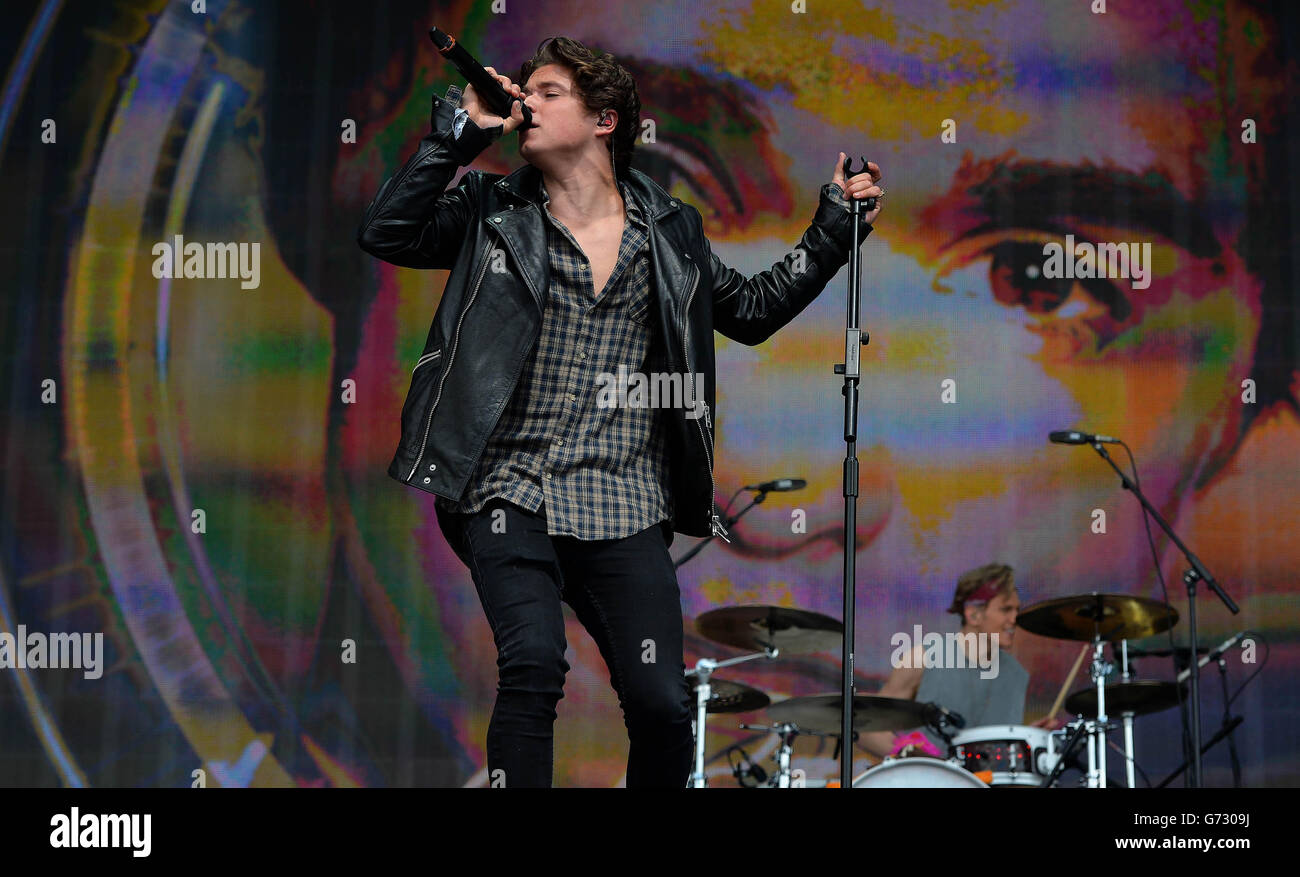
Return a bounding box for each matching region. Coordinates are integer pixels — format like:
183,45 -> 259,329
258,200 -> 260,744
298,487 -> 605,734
888,730 -> 944,758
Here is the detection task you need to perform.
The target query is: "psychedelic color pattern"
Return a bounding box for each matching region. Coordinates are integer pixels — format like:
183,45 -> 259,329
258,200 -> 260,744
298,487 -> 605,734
1,0 -> 1296,787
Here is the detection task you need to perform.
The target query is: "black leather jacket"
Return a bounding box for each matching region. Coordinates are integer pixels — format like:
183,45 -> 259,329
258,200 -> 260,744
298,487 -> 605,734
357,94 -> 871,537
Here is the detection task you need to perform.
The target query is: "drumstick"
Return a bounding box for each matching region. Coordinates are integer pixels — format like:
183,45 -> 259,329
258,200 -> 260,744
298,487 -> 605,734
1043,643 -> 1091,721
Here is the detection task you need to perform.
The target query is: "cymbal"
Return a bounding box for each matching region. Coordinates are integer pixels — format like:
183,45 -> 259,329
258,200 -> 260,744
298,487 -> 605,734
1017,593 -> 1178,642
696,605 -> 842,655
767,694 -> 931,735
688,678 -> 771,714
1065,680 -> 1186,718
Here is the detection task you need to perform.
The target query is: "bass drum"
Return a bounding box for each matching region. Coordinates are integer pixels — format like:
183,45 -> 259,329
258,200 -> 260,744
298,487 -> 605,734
852,757 -> 988,788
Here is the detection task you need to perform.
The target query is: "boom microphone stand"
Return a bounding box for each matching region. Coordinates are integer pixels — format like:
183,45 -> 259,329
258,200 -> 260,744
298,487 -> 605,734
832,157 -> 876,790
1086,441 -> 1239,788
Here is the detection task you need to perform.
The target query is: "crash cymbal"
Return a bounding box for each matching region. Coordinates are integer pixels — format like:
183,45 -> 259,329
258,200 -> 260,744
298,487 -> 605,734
1065,680 -> 1186,718
688,678 -> 771,714
696,605 -> 842,655
1017,593 -> 1178,642
767,694 -> 931,735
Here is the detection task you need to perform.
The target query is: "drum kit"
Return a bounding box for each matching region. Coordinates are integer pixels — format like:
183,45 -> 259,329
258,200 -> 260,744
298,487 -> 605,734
686,592 -> 1188,788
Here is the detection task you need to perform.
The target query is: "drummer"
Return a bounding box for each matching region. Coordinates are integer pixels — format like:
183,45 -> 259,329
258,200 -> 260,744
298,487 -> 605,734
861,563 -> 1056,759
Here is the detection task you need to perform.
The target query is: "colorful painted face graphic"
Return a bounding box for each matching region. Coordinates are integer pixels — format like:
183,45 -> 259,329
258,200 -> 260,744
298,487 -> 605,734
3,0 -> 1293,787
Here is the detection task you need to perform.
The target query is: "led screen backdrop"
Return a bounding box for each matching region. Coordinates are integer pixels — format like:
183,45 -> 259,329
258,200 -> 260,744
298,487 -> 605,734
1,0 -> 1296,787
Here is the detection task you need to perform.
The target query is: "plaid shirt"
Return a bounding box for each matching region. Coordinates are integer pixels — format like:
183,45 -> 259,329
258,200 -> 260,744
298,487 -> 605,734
437,178 -> 674,539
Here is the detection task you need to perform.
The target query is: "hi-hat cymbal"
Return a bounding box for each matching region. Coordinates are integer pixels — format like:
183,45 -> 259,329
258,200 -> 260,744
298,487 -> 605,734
696,605 -> 843,655
688,678 -> 771,714
1065,680 -> 1186,718
1017,593 -> 1178,642
767,694 -> 931,735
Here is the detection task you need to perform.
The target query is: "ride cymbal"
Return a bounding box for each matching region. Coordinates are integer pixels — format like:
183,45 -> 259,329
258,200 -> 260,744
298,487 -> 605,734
688,678 -> 771,714
1017,593 -> 1178,642
767,694 -> 931,735
696,605 -> 843,654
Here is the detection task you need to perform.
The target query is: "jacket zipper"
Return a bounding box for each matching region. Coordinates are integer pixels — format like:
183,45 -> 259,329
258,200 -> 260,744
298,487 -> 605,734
679,261 -> 728,542
411,349 -> 442,373
407,241 -> 493,482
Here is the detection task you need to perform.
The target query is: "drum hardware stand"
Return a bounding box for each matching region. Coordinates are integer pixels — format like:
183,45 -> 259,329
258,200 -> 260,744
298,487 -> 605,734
1154,716 -> 1245,788
739,722 -> 800,787
1087,636 -> 1112,788
1042,635 -> 1115,789
831,156 -> 877,790
1039,718 -> 1104,788
738,723 -> 841,787
1118,639 -> 1136,788
1085,441 -> 1239,788
686,648 -> 778,788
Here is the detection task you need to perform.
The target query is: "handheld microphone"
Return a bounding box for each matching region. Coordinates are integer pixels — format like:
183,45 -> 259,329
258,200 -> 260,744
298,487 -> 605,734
429,27 -> 534,128
744,478 -> 807,493
1049,430 -> 1120,445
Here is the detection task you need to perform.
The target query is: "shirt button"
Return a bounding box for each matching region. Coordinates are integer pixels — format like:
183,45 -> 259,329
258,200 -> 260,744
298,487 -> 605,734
428,463 -> 437,471
493,217 -> 503,223
577,351 -> 585,360
422,477 -> 431,484
545,473 -> 553,480
568,393 -> 576,401
670,200 -> 678,207
555,439 -> 564,446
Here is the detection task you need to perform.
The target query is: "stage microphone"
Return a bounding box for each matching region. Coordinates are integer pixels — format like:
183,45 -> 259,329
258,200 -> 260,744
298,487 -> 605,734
429,27 -> 534,128
1049,430 -> 1121,445
729,747 -> 767,787
926,703 -> 966,729
744,478 -> 807,493
1176,631 -> 1248,684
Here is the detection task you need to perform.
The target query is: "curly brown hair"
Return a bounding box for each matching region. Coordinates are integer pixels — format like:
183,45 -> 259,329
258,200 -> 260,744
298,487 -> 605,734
518,36 -> 640,178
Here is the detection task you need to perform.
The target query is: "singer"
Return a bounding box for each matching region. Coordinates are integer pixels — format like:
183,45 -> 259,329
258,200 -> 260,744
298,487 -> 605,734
357,35 -> 882,788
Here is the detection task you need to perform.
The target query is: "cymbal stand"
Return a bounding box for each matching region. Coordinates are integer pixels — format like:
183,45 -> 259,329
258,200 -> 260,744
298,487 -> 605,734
1087,636 -> 1112,788
1119,639 -> 1136,788
741,722 -> 840,787
686,647 -> 778,788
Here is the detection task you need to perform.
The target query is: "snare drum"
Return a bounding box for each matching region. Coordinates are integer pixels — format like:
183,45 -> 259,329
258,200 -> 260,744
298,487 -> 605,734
852,757 -> 988,788
950,724 -> 1059,787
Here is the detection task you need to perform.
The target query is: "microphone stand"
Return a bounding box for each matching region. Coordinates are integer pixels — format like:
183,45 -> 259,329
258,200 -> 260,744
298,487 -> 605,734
673,490 -> 768,568
832,158 -> 875,790
1085,441 -> 1239,788
1154,716 -> 1245,788
1218,655 -> 1243,787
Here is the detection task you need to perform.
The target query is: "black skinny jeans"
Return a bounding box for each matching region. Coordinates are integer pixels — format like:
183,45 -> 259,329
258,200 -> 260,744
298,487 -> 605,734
437,498 -> 694,788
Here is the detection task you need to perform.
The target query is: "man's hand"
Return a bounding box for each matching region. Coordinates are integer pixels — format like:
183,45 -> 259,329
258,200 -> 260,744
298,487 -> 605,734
461,66 -> 528,135
831,153 -> 883,223
1030,714 -> 1065,730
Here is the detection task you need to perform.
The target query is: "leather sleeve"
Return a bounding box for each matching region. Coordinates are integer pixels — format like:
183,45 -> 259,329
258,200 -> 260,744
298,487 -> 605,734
707,183 -> 871,346
356,96 -> 503,269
